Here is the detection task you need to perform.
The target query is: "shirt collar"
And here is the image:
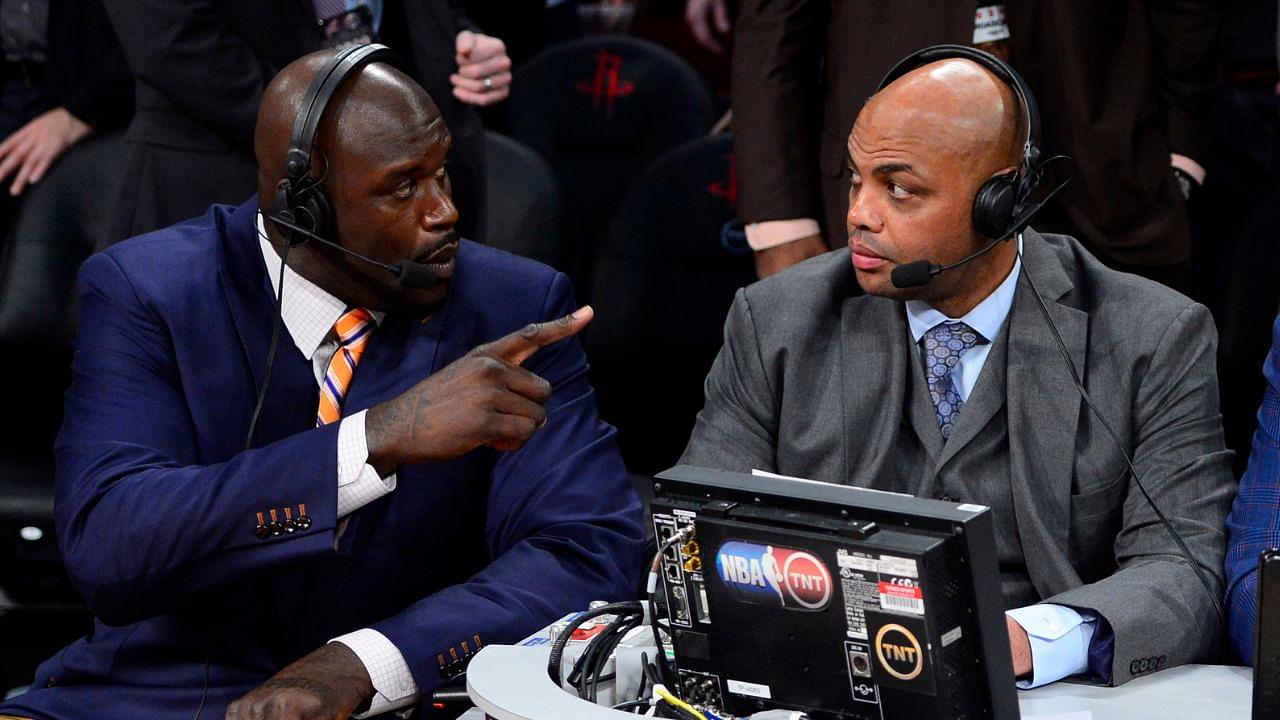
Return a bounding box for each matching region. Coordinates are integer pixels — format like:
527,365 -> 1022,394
905,234 -> 1022,344
256,212 -> 383,361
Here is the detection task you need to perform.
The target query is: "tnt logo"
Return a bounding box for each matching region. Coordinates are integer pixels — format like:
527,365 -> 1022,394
715,541 -> 832,611
874,624 -> 924,682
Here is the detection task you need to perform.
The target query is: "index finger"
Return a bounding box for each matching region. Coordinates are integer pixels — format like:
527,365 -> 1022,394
475,305 -> 593,366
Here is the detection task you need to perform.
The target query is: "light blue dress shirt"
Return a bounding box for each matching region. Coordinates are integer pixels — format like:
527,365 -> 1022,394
904,238 -> 1097,689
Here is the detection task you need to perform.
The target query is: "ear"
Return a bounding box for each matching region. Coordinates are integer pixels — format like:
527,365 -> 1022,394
990,165 -> 1019,181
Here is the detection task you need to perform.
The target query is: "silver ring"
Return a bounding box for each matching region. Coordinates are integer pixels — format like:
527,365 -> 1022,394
483,76 -> 494,90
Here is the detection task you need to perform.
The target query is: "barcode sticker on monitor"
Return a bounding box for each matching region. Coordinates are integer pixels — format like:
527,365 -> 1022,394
878,580 -> 925,615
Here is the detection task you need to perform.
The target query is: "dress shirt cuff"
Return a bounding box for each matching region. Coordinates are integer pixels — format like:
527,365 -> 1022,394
745,218 -> 822,250
1006,604 -> 1096,689
336,410 -> 397,518
1170,153 -> 1206,185
331,629 -> 419,717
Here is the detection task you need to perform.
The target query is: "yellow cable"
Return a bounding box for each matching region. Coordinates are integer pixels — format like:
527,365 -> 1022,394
655,686 -> 706,720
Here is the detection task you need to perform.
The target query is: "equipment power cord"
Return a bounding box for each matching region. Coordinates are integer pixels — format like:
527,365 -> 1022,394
647,527 -> 694,688
546,600 -> 644,687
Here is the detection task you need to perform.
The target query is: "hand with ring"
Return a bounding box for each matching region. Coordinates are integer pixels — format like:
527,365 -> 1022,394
452,30 -> 511,107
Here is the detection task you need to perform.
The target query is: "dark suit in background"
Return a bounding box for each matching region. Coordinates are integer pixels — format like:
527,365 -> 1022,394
100,0 -> 485,244
681,231 -> 1234,684
732,0 -> 1222,285
32,0 -> 132,134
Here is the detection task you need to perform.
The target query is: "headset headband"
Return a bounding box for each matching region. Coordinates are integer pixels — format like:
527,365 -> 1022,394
285,43 -> 397,181
876,44 -> 1041,172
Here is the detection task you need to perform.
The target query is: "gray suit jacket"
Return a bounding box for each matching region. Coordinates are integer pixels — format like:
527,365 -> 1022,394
680,230 -> 1234,685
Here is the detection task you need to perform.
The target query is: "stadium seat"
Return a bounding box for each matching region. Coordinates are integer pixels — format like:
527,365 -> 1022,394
509,35 -> 715,297
482,131 -> 567,271
585,133 -> 754,473
0,133 -> 123,605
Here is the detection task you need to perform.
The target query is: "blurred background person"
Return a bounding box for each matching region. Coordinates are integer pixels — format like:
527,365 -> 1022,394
1191,0 -> 1280,469
731,0 -> 1221,293
0,0 -> 129,214
99,0 -> 511,245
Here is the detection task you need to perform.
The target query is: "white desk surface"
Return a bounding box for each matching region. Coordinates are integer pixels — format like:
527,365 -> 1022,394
465,645 -> 1254,720
1019,664 -> 1252,719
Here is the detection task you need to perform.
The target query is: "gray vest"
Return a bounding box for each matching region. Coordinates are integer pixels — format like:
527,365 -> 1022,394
882,321 -> 1038,609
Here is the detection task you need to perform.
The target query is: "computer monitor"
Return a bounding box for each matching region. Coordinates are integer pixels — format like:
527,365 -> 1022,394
649,465 -> 1019,720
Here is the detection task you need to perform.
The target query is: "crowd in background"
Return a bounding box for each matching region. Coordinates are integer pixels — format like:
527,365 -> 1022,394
0,0 -> 1278,691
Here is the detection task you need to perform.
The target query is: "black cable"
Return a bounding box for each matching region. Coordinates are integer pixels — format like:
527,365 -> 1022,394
586,615 -> 642,702
647,527 -> 691,689
243,230 -> 292,451
643,657 -> 663,688
1018,243 -> 1228,638
567,613 -> 638,697
637,651 -> 654,707
567,610 -> 642,701
546,601 -> 644,686
612,699 -> 650,712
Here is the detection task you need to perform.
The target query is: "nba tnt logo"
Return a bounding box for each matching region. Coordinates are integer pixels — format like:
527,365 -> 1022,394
575,48 -> 635,116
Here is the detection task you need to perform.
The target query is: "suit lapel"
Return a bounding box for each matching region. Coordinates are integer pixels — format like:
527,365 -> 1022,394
1006,231 -> 1088,597
840,297 -> 917,489
218,199 -> 317,450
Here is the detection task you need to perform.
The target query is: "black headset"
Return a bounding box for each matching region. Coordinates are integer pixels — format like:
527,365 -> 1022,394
268,42 -> 397,247
876,44 -> 1043,241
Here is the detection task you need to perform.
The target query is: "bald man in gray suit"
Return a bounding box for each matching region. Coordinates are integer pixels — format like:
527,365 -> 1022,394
682,54 -> 1233,689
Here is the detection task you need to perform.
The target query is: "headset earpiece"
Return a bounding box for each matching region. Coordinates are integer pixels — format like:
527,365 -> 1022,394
296,185 -> 332,240
269,180 -> 306,246
972,171 -> 1019,240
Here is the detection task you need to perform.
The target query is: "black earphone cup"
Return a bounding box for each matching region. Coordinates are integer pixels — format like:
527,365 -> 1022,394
269,177 -> 335,247
299,188 -> 333,241
972,174 -> 1018,239
269,181 -> 306,246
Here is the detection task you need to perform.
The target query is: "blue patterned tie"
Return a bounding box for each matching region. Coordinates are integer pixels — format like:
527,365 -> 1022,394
920,322 -> 987,440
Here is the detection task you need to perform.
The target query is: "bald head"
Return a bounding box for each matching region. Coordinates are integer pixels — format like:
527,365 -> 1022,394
254,49 -> 445,201
843,57 -> 1028,315
862,58 -> 1023,172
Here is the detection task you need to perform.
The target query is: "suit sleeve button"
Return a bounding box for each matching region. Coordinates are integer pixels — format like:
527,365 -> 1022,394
255,524 -> 270,540
295,515 -> 312,531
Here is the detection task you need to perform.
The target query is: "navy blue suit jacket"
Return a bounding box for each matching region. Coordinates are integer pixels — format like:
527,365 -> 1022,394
1,199 -> 645,719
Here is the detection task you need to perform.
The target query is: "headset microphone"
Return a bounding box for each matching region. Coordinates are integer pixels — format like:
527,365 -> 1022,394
890,234 -> 1008,290
266,213 -> 441,290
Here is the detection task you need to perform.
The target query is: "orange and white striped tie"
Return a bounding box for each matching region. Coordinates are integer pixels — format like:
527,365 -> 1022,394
317,307 -> 375,427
